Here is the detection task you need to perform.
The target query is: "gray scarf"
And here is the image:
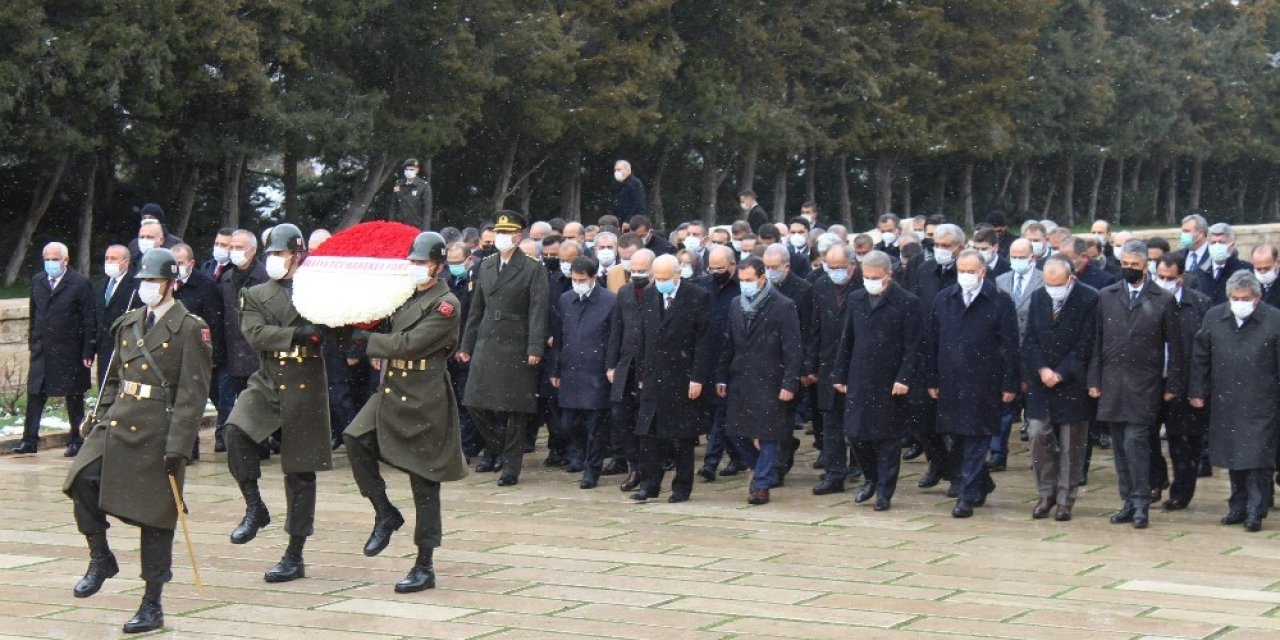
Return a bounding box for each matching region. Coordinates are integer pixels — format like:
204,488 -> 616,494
740,280 -> 775,324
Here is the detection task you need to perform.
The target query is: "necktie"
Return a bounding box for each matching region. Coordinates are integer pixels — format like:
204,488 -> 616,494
144,312 -> 156,333
1053,300 -> 1063,320
664,295 -> 673,310
214,264 -> 224,282
964,291 -> 973,307
1129,290 -> 1139,308
105,278 -> 116,303
48,278 -> 56,290
1013,274 -> 1023,303
1189,251 -> 1200,274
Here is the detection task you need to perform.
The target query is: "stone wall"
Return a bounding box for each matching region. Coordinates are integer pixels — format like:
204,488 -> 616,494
0,300 -> 26,392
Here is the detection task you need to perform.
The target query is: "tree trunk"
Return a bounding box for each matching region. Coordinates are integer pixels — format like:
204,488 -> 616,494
1189,156 -> 1203,211
1164,157 -> 1178,223
518,172 -> 532,217
560,150 -> 582,222
699,143 -> 726,222
771,164 -> 788,222
3,154 -> 69,287
837,153 -> 852,228
1087,154 -> 1105,221
874,151 -> 895,217
1112,156 -> 1124,220
75,154 -> 99,276
1062,155 -> 1076,226
1041,180 -> 1056,218
1018,162 -> 1032,216
423,157 -> 434,229
491,138 -> 518,211
996,163 -> 1014,206
220,152 -> 246,229
902,168 -> 912,216
1130,157 -> 1142,193
282,148 -> 299,223
804,146 -> 817,204
739,141 -> 758,193
935,169 -> 947,217
1149,156 -> 1163,224
174,163 -> 200,239
961,162 -> 975,229
1235,172 -> 1247,211
338,151 -> 395,229
650,147 -> 669,229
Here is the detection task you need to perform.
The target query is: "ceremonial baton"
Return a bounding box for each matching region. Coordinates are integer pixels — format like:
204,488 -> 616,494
168,474 -> 205,595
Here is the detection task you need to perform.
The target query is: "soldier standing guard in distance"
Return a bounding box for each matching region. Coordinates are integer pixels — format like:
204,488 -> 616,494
222,223 -> 334,583
64,248 -> 212,634
344,231 -> 469,593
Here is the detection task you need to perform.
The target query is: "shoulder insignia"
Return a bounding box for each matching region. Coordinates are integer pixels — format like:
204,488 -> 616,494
200,327 -> 212,342
393,186 -> 401,193
438,301 -> 455,317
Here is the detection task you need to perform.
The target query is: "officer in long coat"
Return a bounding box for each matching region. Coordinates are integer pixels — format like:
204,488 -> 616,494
388,158 -> 432,229
344,232 -> 468,592
1190,271 -> 1280,532
223,224 -> 332,582
832,251 -> 921,511
458,212 -> 549,486
64,248 -> 211,634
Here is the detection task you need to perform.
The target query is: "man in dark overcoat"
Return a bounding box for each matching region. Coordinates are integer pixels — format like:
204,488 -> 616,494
831,251 -> 921,511
606,250 -> 654,491
93,245 -> 140,394
216,229 -> 268,451
810,244 -> 863,495
170,243 -> 224,458
388,158 -> 431,228
924,249 -> 1020,518
458,212 -> 549,486
694,247 -> 748,480
764,244 -> 813,486
444,242 -> 481,460
1190,271 -> 1280,532
631,254 -> 715,503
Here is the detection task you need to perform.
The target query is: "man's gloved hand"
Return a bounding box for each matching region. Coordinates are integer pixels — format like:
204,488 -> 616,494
292,324 -> 323,345
351,328 -> 371,345
164,453 -> 186,476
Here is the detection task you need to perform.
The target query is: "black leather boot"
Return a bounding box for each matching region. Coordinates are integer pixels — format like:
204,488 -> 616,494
394,547 -> 436,593
265,535 -> 306,583
230,481 -> 271,544
363,493 -> 404,557
73,533 -> 119,598
122,581 -> 164,633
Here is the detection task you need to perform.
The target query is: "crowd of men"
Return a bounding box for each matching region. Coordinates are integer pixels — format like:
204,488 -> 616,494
15,158 -> 1280,631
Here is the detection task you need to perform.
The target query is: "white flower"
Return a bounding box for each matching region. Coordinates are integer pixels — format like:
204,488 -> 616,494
293,257 -> 416,326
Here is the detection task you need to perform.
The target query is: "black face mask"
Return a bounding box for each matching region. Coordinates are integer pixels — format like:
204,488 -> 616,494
480,245 -> 497,258
544,257 -> 560,274
1121,267 -> 1145,284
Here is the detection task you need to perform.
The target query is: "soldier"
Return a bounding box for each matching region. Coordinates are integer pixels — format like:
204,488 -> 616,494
344,232 -> 469,592
63,248 -> 212,633
223,223 -> 333,582
389,158 -> 432,229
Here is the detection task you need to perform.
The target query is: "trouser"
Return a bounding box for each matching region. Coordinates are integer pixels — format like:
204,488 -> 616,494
702,403 -> 748,469
210,366 -> 231,427
743,439 -> 779,491
639,436 -> 696,497
447,364 -> 482,458
821,407 -> 849,478
344,431 -> 443,548
853,438 -> 901,500
68,458 -> 174,582
1154,399 -> 1206,505
911,397 -> 950,469
610,397 -> 641,467
225,423 -> 317,536
22,391 -> 84,446
560,408 -> 607,476
772,401 -> 800,481
326,378 -> 358,444
471,409 -> 528,478
1028,418 -> 1088,506
808,387 -> 824,448
990,397 -> 1021,463
1109,422 -> 1152,508
217,375 -> 250,439
951,435 -> 992,504
526,394 -> 563,455
1228,468 -> 1273,519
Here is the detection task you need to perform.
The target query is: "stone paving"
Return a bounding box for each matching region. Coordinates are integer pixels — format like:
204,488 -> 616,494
0,429 -> 1276,639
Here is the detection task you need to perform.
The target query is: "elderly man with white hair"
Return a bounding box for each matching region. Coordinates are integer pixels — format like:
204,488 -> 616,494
14,242 -> 97,456
612,159 -> 646,221
1197,222 -> 1252,305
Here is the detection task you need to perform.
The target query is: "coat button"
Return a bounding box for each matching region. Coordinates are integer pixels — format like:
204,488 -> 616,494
279,359 -> 286,366
110,420 -> 118,426
402,371 -> 409,377
121,340 -> 127,347
299,384 -> 306,389
123,363 -> 130,369
140,364 -> 149,371
162,342 -> 169,349
130,426 -> 137,432
279,384 -> 286,390
401,396 -> 408,402
385,387 -> 391,394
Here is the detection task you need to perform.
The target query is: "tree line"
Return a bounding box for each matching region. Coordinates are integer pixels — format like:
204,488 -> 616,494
3,0 -> 1279,285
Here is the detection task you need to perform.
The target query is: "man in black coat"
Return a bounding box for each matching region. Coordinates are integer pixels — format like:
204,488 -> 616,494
924,249 -> 1019,518
810,244 -> 863,496
1252,244 -> 1280,309
716,256 -> 803,506
127,204 -> 184,266
445,242 -> 482,460
549,256 -> 616,489
739,190 -> 770,234
1061,236 -> 1117,292
1149,255 -> 1212,510
765,244 -> 813,485
199,228 -> 236,284
1195,223 -> 1252,306
831,251 -> 920,511
873,213 -> 903,260
973,227 -> 1011,278
1022,256 -> 1098,521
15,242 -> 96,456
1088,239 -> 1185,529
606,249 -> 655,491
612,160 -> 646,222
629,215 -> 674,257
93,245 -> 140,389
171,243 -> 226,458
631,254 -> 716,503
388,158 -> 431,229
217,229 -> 269,451
694,247 -> 750,480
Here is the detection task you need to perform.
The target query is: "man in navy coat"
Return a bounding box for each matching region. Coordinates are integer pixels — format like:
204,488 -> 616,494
550,256 -> 617,489
924,249 -> 1020,518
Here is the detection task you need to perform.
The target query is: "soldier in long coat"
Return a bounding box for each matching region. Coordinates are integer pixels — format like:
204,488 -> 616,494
64,249 -> 211,634
223,224 -> 332,582
388,158 -> 432,228
458,212 -> 549,486
345,232 -> 468,592
1190,271 -> 1280,532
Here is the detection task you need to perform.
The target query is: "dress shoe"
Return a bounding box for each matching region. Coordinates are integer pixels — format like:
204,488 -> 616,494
1221,510 -> 1247,525
1110,504 -> 1135,524
902,443 -> 924,461
331,435 -> 344,451
846,465 -> 864,481
74,534 -> 118,598
747,489 -> 770,505
1054,505 -> 1072,522
1096,431 -> 1112,449
1132,505 -> 1150,529
523,443 -> 535,454
1150,488 -> 1162,503
951,501 -> 974,518
1163,498 -> 1188,511
974,475 -> 996,507
661,458 -> 675,472
1244,517 -> 1263,532
667,493 -> 690,504
945,484 -> 959,499
496,474 -> 519,487
543,452 -> 566,467
986,458 -> 1006,472
1019,424 -> 1029,441
230,502 -> 271,544
812,477 -> 845,496
395,551 -> 436,593
1032,497 -> 1056,519
579,476 -> 598,490
1197,460 -> 1213,477
620,471 -> 641,492
475,455 -> 501,473
601,458 -> 627,476
917,465 -> 942,489
190,441 -> 200,461
363,508 -> 405,557
630,488 -> 659,502
769,474 -> 785,489
214,436 -> 226,453
718,460 -> 746,477
264,558 -> 305,582
122,582 -> 164,634
10,442 -> 36,455
873,497 -> 891,511
564,461 -> 584,473
853,482 -> 876,503
812,457 -> 826,469
64,441 -> 82,457
696,465 -> 716,482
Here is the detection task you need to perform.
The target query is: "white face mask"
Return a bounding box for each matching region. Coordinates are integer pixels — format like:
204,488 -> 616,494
1147,259 -> 1158,276
404,169 -> 418,181
572,281 -> 594,297
731,240 -> 743,251
620,258 -> 632,272
494,233 -> 514,253
789,233 -> 807,248
213,246 -> 231,264
934,247 -> 955,266
408,265 -> 430,285
683,236 -> 702,252
596,248 -> 615,266
979,249 -> 995,264
881,232 -> 897,246
863,277 -> 885,296
104,262 -> 123,279
137,238 -> 157,253
740,202 -> 751,212
560,262 -> 573,278
265,255 -> 289,280
1009,257 -> 1031,275
680,265 -> 694,279
1045,284 -> 1070,301
138,281 -> 164,307
613,170 -> 625,183
957,272 -> 981,292
1154,278 -> 1179,293
230,249 -> 249,268
1031,241 -> 1046,256
1230,300 -> 1256,320
178,264 -> 193,280
1113,246 -> 1124,261
1255,268 -> 1277,286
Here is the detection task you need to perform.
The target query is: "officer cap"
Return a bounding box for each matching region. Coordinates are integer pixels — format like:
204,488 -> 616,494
493,210 -> 526,233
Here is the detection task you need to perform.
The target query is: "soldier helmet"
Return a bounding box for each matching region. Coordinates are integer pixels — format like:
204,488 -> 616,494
404,158 -> 421,169
135,247 -> 179,280
264,223 -> 307,253
408,231 -> 447,262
